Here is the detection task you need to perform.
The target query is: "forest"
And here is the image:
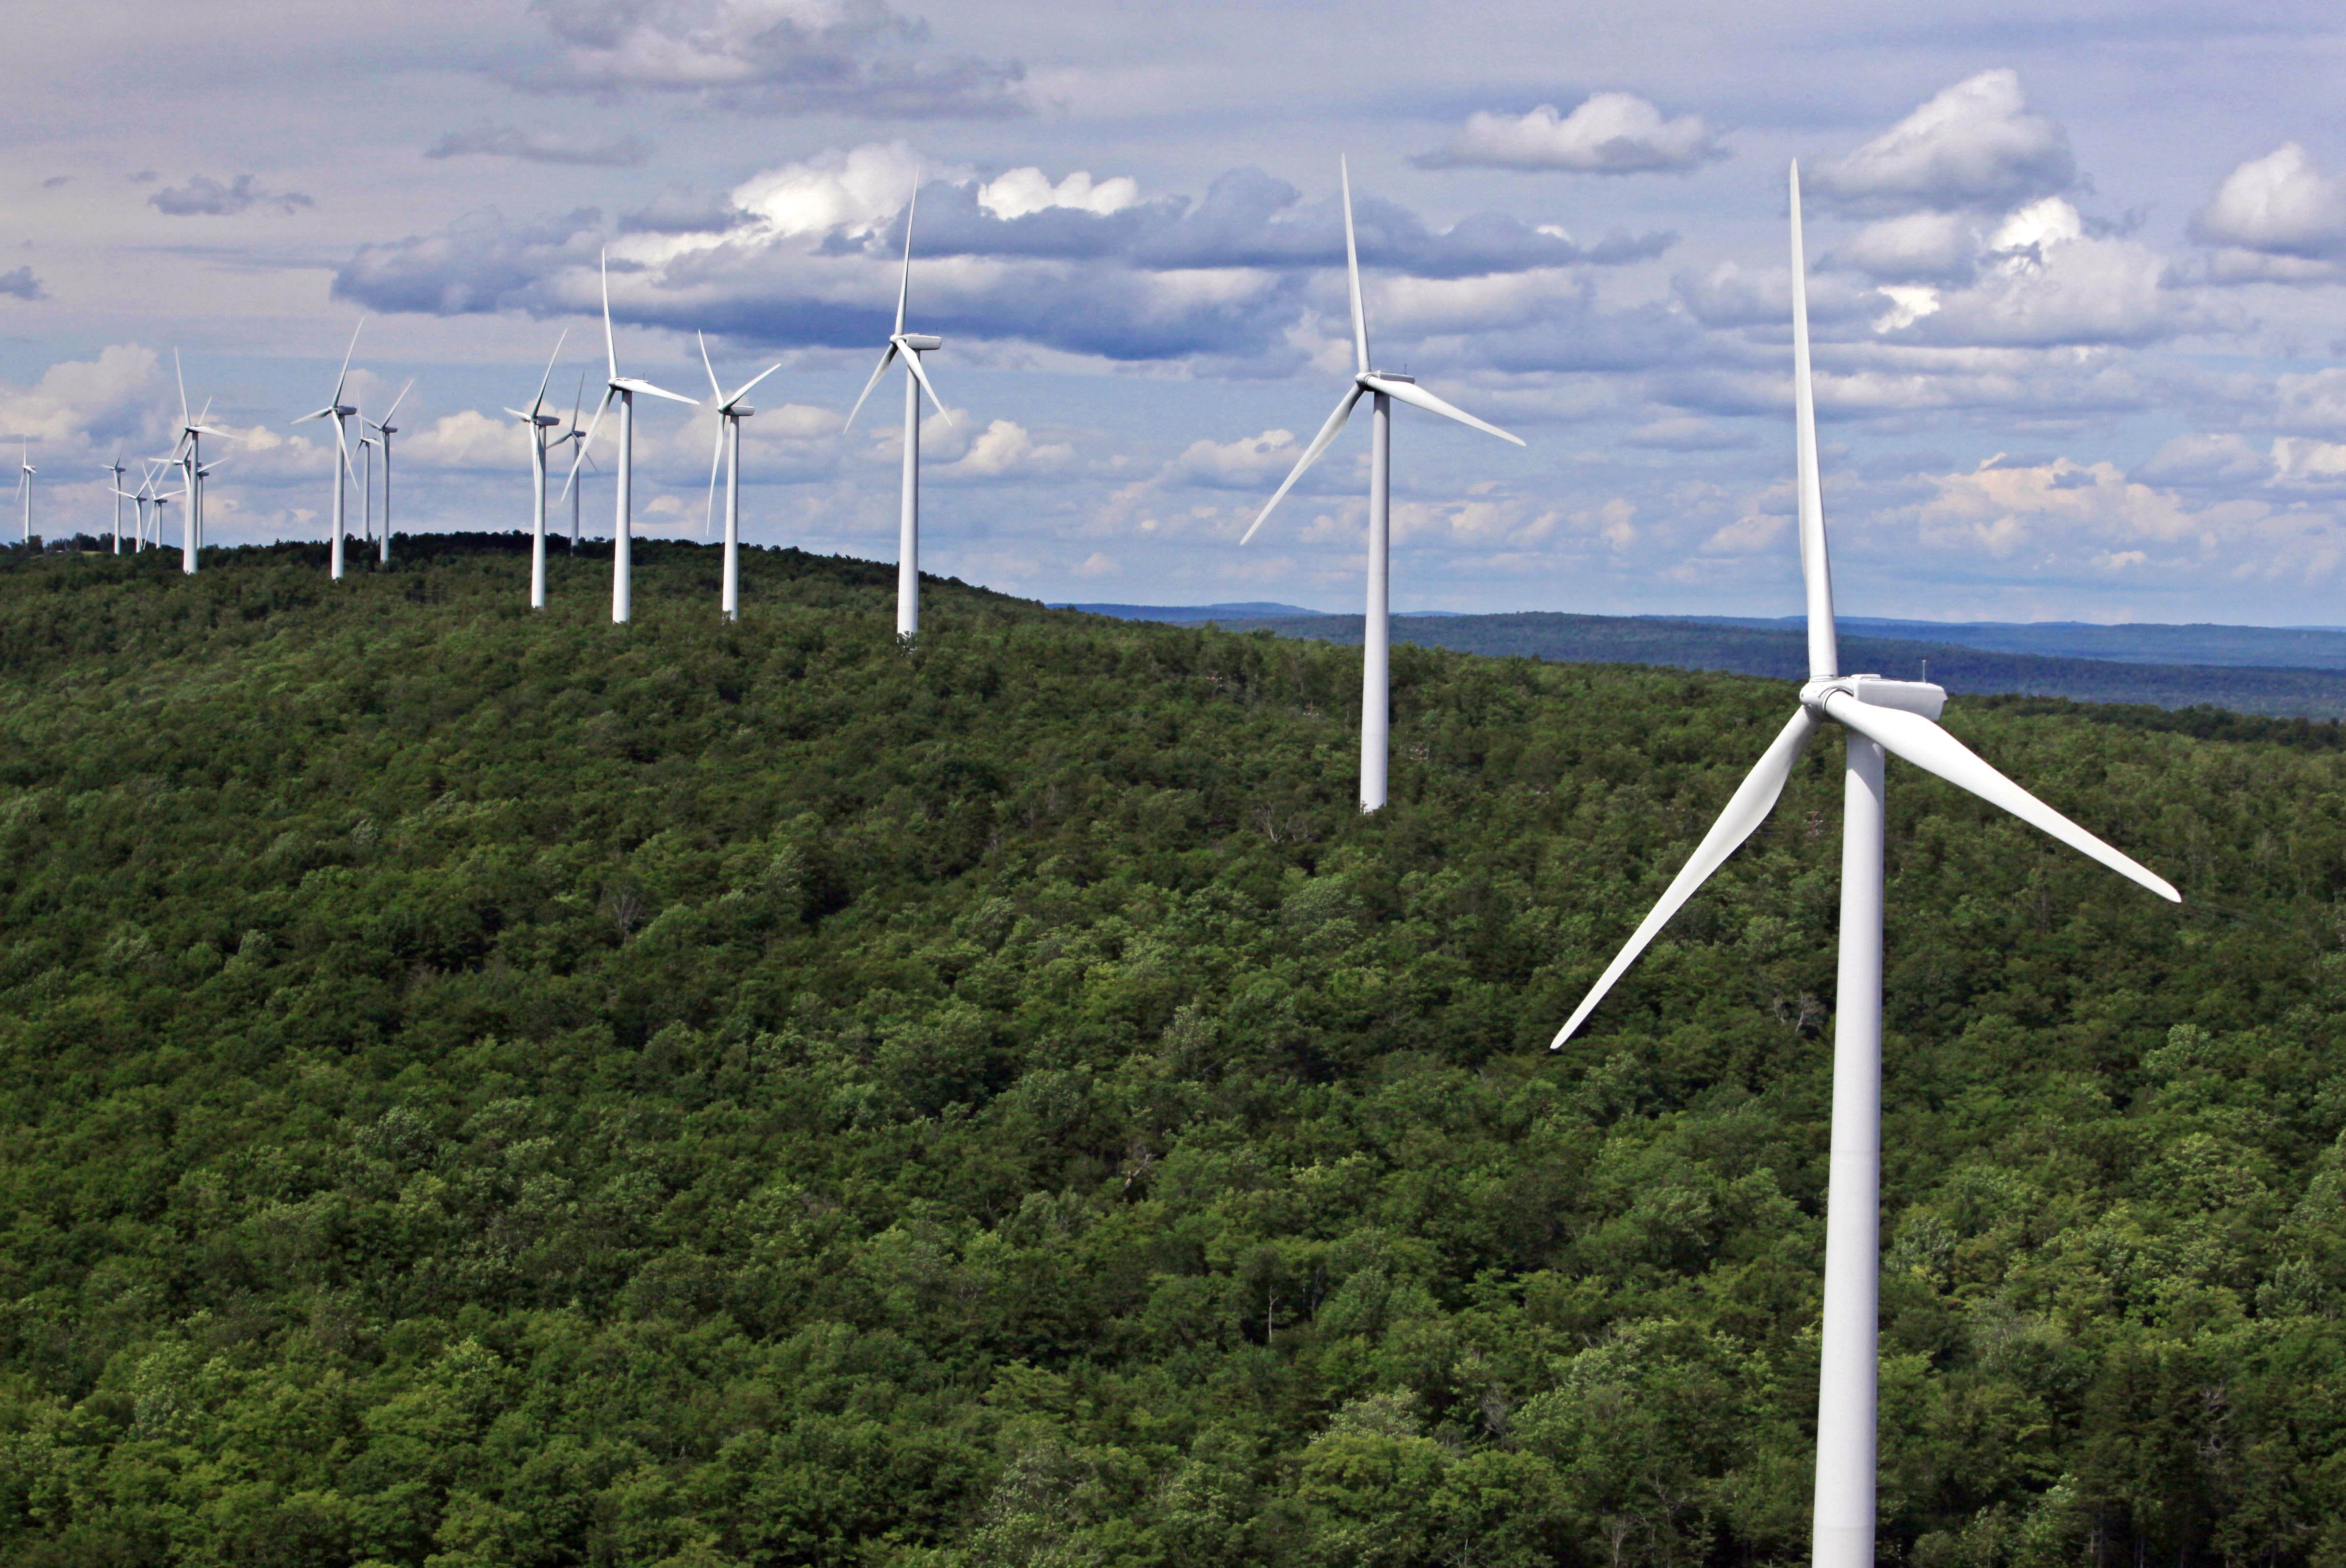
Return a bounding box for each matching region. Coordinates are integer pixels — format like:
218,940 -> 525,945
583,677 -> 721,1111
0,533 -> 2343,1568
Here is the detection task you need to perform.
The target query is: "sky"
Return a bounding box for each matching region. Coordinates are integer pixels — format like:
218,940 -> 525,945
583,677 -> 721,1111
4,0 -> 2346,624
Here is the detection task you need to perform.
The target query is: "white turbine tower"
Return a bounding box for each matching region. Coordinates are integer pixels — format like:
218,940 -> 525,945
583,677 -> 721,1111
844,181 -> 953,640
1546,162 -> 2182,1568
367,379 -> 411,565
1242,157 -> 1525,813
698,331 -> 784,623
293,320 -> 364,580
15,443 -> 33,546
102,446 -> 128,553
508,332 -> 568,609
561,251 -> 698,624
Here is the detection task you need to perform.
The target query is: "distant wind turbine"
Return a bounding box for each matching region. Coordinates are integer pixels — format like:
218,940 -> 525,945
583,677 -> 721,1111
110,462 -> 152,552
560,250 -> 698,624
549,372 -> 589,553
103,446 -> 127,553
698,331 -> 784,623
357,397 -> 376,555
293,320 -> 364,580
1242,156 -> 1525,813
167,351 -> 225,574
844,180 -> 953,640
367,379 -> 411,565
1546,162 -> 2181,1568
15,443 -> 33,546
508,332 -> 568,608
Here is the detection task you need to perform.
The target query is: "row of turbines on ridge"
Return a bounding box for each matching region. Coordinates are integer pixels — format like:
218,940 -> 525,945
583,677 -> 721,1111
5,157 -> 2187,1568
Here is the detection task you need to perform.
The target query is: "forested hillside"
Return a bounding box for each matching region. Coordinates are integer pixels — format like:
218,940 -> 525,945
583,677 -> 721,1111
1,536 -> 2343,1568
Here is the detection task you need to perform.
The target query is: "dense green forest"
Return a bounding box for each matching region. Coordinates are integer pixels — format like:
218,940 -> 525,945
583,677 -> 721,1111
1,534 -> 2343,1568
1206,610 -> 2346,719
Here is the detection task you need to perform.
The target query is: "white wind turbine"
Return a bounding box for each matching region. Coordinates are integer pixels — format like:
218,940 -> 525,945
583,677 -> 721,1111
367,379 -> 411,565
15,443 -> 33,546
166,351 -> 227,574
698,331 -> 784,623
357,397 -> 377,555
549,373 -> 590,553
560,250 -> 698,624
293,320 -> 364,580
102,446 -> 128,553
507,332 -> 568,609
110,462 -> 153,552
1242,157 -> 1524,813
843,181 -> 953,640
1546,163 -> 2182,1568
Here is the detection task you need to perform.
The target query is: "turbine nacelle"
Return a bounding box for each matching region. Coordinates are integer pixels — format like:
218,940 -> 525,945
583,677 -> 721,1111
1799,674 -> 1946,721
897,333 -> 943,352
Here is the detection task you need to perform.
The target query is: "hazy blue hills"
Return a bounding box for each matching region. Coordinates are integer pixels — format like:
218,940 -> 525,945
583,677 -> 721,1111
1052,600 -> 1330,621
1688,615 -> 2346,671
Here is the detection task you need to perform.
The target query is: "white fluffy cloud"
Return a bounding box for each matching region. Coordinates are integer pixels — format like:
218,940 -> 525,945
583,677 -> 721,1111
2191,143 -> 2346,263
1172,428 -> 1302,488
938,418 -> 1072,479
1811,69 -> 2074,214
977,168 -> 1140,220
1414,92 -> 1725,174
729,142 -> 929,241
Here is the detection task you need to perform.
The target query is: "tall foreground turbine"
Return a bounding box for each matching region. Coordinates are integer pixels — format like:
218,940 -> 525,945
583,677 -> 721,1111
1547,163 -> 2181,1568
699,332 -> 784,623
293,322 -> 364,580
844,183 -> 953,639
508,333 -> 567,609
562,252 -> 697,624
1242,158 -> 1524,812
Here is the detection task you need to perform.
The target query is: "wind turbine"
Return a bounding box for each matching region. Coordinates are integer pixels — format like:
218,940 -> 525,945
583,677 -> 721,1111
549,372 -> 589,553
15,443 -> 32,546
507,332 -> 568,608
367,379 -> 411,565
1241,157 -> 1525,813
166,351 -> 226,574
111,463 -> 153,552
1545,162 -> 2181,1568
843,180 -> 954,640
698,331 -> 784,623
357,397 -> 376,555
293,320 -> 364,580
102,446 -> 128,553
560,251 -> 697,624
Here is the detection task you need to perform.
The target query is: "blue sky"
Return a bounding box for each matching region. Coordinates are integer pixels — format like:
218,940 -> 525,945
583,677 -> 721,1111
4,0 -> 2345,623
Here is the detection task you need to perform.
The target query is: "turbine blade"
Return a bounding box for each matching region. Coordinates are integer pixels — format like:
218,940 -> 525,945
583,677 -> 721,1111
570,370 -> 586,429
505,408 -> 533,421
175,348 -> 189,428
332,318 -> 364,403
615,377 -> 699,406
901,347 -> 952,425
383,378 -> 414,424
1364,374 -> 1524,446
293,408 -> 333,423
727,361 -> 785,408
531,328 -> 567,419
698,330 -> 724,402
705,419 -> 724,539
1340,156 -> 1369,376
843,343 -> 899,432
896,176 -> 919,337
560,388 -> 616,501
1822,693 -> 2179,902
601,249 -> 618,382
1790,162 -> 1838,681
1240,384 -> 1363,545
1552,707 -> 1822,1048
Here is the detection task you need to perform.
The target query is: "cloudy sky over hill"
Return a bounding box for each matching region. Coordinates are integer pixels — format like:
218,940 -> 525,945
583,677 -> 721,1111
4,0 -> 2345,622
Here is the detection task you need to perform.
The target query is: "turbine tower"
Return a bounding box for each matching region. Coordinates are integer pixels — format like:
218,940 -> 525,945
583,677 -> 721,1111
844,181 -> 953,640
561,250 -> 697,624
507,332 -> 568,609
367,379 -> 411,565
698,331 -> 784,623
1242,157 -> 1525,813
102,446 -> 128,553
1546,162 -> 2182,1568
15,443 -> 32,546
293,320 -> 364,580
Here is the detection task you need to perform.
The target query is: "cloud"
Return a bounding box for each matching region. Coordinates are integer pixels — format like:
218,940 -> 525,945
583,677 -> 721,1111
978,167 -> 1139,220
1831,211 -> 1978,283
149,173 -> 316,217
428,123 -> 653,166
1623,415 -> 1752,451
0,267 -> 43,302
938,418 -> 1072,479
2138,432 -> 2268,486
1888,201 -> 2220,348
41,176 -> 69,190
2269,437 -> 2346,491
336,207 -> 604,316
406,410 -> 527,471
520,0 -> 1028,117
1413,93 -> 1726,175
2190,143 -> 2346,261
1913,454 -> 2244,558
1171,428 -> 1301,487
1810,69 -> 2075,215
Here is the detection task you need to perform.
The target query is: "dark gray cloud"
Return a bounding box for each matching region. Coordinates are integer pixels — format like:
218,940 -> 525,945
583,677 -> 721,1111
1808,69 -> 2075,215
520,0 -> 1027,117
335,208 -> 603,315
41,176 -> 69,190
149,174 -> 316,217
0,267 -> 44,301
427,123 -> 652,167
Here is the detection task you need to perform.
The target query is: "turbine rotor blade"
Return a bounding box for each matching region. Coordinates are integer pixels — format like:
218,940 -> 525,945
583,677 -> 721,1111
175,348 -> 189,428
601,249 -> 618,382
895,177 -> 919,337
1340,156 -> 1370,376
705,418 -> 724,539
698,329 -> 723,402
560,387 -> 616,501
1821,693 -> 2180,902
382,378 -> 414,424
900,346 -> 952,424
332,318 -> 364,404
1552,707 -> 1822,1048
726,361 -> 785,409
1240,384 -> 1363,545
843,343 -> 899,431
613,376 -> 698,406
1363,374 -> 1524,446
1790,162 -> 1839,681
531,328 -> 568,419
